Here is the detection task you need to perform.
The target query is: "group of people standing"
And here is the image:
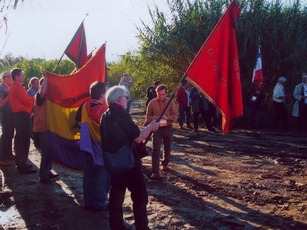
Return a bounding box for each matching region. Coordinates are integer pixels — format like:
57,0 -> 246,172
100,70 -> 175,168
0,69 -> 57,183
246,73 -> 307,133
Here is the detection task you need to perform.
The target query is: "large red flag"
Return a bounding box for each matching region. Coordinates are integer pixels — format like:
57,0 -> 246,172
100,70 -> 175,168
185,0 -> 242,134
64,21 -> 88,69
252,44 -> 264,89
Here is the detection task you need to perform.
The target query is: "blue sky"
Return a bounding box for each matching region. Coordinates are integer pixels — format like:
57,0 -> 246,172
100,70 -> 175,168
0,0 -> 169,62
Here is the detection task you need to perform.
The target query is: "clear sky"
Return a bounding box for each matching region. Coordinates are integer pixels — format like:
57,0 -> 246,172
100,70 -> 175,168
1,0 -> 305,63
0,0 -> 170,62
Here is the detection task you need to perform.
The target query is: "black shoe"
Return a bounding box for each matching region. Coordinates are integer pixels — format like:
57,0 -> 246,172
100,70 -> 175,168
26,164 -> 33,168
49,173 -> 59,179
18,168 -> 37,174
40,178 -> 53,184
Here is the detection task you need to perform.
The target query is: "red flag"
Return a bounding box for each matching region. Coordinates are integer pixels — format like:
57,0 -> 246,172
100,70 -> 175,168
252,45 -> 263,89
48,44 -> 107,107
64,21 -> 88,69
185,0 -> 242,134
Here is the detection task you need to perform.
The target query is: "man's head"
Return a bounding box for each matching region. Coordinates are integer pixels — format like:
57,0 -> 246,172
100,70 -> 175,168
278,76 -> 287,85
90,81 -> 108,100
28,77 -> 39,89
156,85 -> 167,101
1,71 -> 13,86
301,73 -> 307,83
154,80 -> 161,88
11,68 -> 25,83
181,79 -> 190,89
105,85 -> 129,109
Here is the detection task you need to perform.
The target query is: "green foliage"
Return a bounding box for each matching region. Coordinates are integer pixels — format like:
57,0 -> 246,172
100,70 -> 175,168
127,0 -> 307,127
0,55 -> 74,89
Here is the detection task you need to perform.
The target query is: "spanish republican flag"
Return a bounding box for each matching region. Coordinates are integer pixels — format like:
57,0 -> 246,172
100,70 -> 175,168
185,0 -> 242,134
46,44 -> 107,170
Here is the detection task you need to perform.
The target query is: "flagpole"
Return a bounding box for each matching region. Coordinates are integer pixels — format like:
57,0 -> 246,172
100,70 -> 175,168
52,53 -> 64,73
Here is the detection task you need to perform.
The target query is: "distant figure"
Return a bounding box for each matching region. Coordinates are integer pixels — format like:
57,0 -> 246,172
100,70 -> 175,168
190,87 -> 215,132
246,81 -> 265,130
0,71 -> 14,166
100,85 -> 159,230
119,73 -> 135,113
146,85 -> 178,179
176,79 -> 193,129
145,80 -> 160,106
144,80 -> 161,126
27,77 -> 40,97
272,76 -> 288,131
27,76 -> 40,149
8,68 -> 36,174
292,73 -> 307,133
33,71 -> 58,183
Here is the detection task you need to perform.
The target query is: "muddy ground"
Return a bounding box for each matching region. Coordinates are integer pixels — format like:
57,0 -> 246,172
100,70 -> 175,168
0,101 -> 307,230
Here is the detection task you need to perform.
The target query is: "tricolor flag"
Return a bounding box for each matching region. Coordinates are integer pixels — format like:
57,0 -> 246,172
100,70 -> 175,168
185,0 -> 242,134
252,45 -> 263,89
64,21 -> 89,69
46,44 -> 107,171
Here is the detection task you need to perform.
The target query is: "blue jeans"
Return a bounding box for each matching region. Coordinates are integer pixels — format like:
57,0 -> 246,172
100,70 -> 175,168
179,106 -> 191,127
0,111 -> 14,160
38,132 -> 52,180
82,151 -> 110,209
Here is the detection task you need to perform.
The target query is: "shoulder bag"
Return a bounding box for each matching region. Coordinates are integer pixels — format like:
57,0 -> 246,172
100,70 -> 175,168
102,113 -> 135,174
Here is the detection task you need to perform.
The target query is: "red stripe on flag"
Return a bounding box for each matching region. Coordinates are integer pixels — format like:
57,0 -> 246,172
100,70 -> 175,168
185,1 -> 242,134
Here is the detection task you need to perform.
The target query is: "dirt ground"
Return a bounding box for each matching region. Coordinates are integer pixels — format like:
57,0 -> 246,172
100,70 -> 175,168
0,101 -> 307,230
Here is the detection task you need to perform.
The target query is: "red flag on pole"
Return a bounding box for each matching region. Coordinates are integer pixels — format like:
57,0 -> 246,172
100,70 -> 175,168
64,21 -> 88,69
252,44 -> 263,89
185,0 -> 242,134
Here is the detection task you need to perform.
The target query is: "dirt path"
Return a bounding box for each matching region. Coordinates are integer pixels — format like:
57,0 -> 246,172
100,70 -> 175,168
1,101 -> 307,230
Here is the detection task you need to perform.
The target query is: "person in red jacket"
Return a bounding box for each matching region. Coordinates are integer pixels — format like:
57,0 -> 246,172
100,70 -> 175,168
176,79 -> 193,129
8,68 -> 36,174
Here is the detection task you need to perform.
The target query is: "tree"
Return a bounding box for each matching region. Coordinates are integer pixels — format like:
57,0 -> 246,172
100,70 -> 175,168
1,0 -> 23,33
133,0 -> 307,127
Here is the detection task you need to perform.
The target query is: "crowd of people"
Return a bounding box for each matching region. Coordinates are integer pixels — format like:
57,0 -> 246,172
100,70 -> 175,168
1,69 -> 306,230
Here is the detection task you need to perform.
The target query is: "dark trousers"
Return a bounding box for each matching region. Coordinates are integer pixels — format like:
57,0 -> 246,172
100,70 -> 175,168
193,110 -> 214,131
273,101 -> 288,130
247,108 -> 261,129
13,112 -> 32,170
179,106 -> 191,127
0,111 -> 14,160
152,125 -> 172,173
297,104 -> 307,132
109,166 -> 148,230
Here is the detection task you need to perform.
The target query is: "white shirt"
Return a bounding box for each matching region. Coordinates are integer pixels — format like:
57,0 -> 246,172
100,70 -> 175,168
273,82 -> 285,103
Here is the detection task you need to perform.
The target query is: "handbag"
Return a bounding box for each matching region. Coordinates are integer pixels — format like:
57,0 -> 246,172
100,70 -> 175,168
102,113 -> 135,174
